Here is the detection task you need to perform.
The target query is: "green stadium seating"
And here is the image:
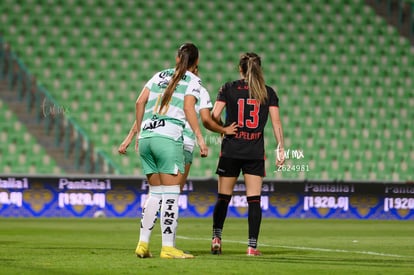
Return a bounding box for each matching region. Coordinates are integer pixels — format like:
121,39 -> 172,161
0,98 -> 62,174
0,0 -> 412,180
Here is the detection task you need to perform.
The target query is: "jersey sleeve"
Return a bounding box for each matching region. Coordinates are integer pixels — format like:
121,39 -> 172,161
216,83 -> 228,103
268,87 -> 279,107
199,86 -> 213,110
184,82 -> 201,103
184,73 -> 203,101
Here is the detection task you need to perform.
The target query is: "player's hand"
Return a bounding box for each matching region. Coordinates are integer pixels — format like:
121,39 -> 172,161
118,143 -> 129,154
275,147 -> 285,167
223,122 -> 238,135
199,144 -> 208,157
197,136 -> 208,158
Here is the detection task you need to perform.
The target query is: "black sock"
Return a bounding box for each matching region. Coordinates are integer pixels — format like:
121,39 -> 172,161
212,193 -> 232,239
247,196 -> 262,248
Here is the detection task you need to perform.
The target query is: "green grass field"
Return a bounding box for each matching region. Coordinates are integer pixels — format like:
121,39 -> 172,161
0,218 -> 413,275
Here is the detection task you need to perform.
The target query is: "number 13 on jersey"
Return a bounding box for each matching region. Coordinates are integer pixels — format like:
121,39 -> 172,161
237,98 -> 260,128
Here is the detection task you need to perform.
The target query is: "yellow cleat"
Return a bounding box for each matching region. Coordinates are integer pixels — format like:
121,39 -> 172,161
135,242 -> 152,258
160,246 -> 195,259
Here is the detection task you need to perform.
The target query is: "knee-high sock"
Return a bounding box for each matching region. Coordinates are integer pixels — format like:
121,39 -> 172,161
160,185 -> 180,247
212,193 -> 232,239
247,196 -> 262,248
139,185 -> 162,243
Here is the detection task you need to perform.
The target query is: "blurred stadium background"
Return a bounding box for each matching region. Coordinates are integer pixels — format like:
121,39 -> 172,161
0,0 -> 413,181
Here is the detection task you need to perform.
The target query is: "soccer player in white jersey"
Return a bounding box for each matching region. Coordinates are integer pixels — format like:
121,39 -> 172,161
136,43 -> 205,259
120,86 -> 237,185
118,44 -> 237,259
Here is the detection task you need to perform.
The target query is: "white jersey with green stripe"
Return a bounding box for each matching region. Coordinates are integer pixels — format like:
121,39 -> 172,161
183,85 -> 213,152
139,68 -> 202,141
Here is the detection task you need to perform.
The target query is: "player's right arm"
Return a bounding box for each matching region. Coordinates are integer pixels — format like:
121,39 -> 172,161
184,94 -> 208,157
134,87 -> 150,151
118,121 -> 138,154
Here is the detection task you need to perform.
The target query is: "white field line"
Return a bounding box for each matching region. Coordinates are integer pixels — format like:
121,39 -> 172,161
175,235 -> 413,259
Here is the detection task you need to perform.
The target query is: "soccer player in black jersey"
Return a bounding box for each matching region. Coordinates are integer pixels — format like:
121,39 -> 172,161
210,52 -> 285,256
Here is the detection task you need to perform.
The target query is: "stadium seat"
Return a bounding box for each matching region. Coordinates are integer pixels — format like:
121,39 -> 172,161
0,0 -> 412,180
0,98 -> 61,174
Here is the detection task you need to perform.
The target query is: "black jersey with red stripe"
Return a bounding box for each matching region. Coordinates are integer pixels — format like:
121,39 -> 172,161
216,79 -> 279,160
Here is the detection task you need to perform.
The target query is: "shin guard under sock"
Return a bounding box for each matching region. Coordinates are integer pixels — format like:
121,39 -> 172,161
247,195 -> 262,248
139,185 -> 162,243
212,193 -> 232,239
160,185 -> 180,247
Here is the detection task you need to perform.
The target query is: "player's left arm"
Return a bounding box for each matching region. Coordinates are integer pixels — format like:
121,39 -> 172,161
184,95 -> 208,157
200,108 -> 237,135
118,121 -> 138,154
211,101 -> 226,125
269,106 -> 285,166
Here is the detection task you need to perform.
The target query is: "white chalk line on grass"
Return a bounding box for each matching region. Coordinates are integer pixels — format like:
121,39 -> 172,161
176,235 -> 412,259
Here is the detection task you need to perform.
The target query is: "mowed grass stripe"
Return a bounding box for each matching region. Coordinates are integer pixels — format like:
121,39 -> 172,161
176,235 -> 413,258
0,218 -> 413,275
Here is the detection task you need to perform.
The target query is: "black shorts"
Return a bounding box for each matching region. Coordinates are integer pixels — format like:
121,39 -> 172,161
216,157 -> 265,177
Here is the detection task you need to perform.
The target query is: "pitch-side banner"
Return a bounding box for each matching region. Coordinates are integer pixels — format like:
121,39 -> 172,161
0,176 -> 413,219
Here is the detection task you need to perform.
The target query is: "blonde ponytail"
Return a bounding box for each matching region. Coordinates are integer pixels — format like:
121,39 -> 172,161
240,53 -> 268,104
